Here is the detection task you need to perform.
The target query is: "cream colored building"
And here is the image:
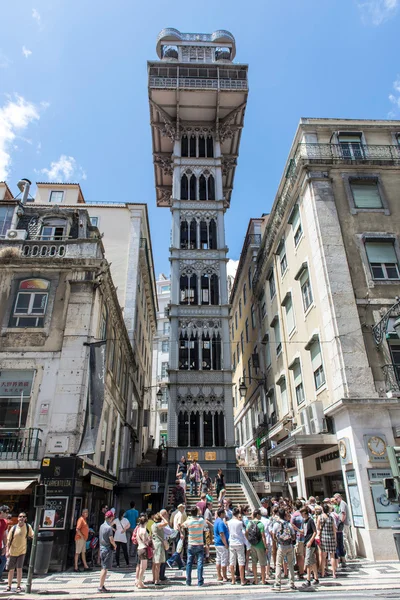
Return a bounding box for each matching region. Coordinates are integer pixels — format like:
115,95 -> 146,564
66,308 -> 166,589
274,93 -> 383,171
29,182 -> 158,463
247,118 -> 400,560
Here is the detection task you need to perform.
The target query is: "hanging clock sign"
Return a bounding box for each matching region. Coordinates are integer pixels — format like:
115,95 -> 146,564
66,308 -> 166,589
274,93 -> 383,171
363,434 -> 388,463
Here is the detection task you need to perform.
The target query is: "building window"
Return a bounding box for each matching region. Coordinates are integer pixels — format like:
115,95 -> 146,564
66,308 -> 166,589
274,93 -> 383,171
232,353 -> 236,370
240,331 -> 244,354
0,370 -> 35,428
365,239 -> 400,280
235,311 -> 238,330
283,293 -> 295,335
234,385 -> 238,408
279,242 -> 288,276
338,132 -> 364,159
289,204 -> 303,247
278,377 -> 288,416
200,273 -> 219,305
351,180 -> 382,209
99,304 -> 108,340
248,357 -> 252,384
179,334 -> 198,370
273,318 -> 282,356
162,340 -> 169,352
41,218 -> 67,240
160,285 -> 170,293
0,206 -> 14,236
160,412 -> 168,424
309,339 -> 326,390
292,362 -> 305,406
236,342 -> 240,363
181,133 -> 214,157
181,172 -> 215,200
10,279 -> 49,328
269,270 -> 276,299
49,190 -> 64,203
251,304 -> 256,329
231,323 -> 234,340
199,219 -> 217,249
90,216 -> 99,227
300,269 -> 313,311
243,283 -> 247,305
265,335 -> 271,368
238,299 -> 242,318
245,318 -> 249,343
163,322 -> 170,335
261,297 -> 267,320
180,274 -> 198,304
248,266 -> 252,289
161,362 -> 169,378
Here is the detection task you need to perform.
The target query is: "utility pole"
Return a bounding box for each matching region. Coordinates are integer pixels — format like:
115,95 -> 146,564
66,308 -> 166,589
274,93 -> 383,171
26,484 -> 46,594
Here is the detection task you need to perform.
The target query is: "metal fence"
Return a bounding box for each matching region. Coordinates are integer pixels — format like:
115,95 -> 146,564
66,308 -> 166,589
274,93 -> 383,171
0,428 -> 42,460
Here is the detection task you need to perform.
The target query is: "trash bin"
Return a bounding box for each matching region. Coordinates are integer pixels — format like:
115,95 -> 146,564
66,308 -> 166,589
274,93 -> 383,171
34,531 -> 54,575
392,527 -> 400,560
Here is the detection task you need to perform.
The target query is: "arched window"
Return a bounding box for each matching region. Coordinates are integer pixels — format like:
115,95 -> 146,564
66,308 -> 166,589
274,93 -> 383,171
189,135 -> 196,157
181,135 -> 189,157
211,273 -> 219,305
200,221 -> 208,249
199,175 -> 207,201
209,219 -> 217,249
181,174 -> 188,200
214,412 -> 225,446
189,174 -> 197,200
179,333 -> 199,370
180,221 -> 189,249
178,411 -> 189,447
212,333 -> 222,370
10,279 -> 50,328
180,274 -> 197,305
202,334 -> 212,370
206,136 -> 214,158
180,219 -> 197,250
207,174 -> 215,200
189,220 -> 197,249
203,411 -> 213,446
198,135 -> 206,158
190,412 -> 200,445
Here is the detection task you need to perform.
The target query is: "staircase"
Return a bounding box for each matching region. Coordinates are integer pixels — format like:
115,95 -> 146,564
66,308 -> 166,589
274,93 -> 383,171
167,482 -> 254,512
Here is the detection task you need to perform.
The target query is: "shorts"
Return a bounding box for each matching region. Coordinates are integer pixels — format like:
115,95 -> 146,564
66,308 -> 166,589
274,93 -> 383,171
305,546 -> 317,567
8,554 -> 25,570
75,538 -> 86,554
205,530 -> 212,546
215,545 -> 229,567
137,548 -> 147,560
250,545 -> 267,567
295,541 -> 305,556
100,547 -> 113,570
229,545 -> 245,567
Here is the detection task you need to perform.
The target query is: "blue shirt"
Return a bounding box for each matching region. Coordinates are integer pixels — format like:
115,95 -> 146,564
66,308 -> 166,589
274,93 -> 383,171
124,508 -> 139,528
291,511 -> 304,542
214,517 -> 229,546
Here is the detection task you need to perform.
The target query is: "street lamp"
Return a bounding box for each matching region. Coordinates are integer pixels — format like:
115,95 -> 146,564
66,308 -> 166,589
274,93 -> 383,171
144,385 -> 164,404
238,374 -> 268,399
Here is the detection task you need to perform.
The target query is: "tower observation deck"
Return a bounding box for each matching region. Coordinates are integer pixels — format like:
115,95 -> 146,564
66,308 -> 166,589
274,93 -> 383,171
148,28 -> 248,470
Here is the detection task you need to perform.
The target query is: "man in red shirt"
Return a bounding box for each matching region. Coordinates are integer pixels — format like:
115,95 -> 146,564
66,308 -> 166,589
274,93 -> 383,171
0,505 -> 9,583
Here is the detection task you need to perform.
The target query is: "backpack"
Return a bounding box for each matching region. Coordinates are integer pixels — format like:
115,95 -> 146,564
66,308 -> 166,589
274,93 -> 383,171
276,520 -> 294,545
247,520 -> 262,545
131,525 -> 139,546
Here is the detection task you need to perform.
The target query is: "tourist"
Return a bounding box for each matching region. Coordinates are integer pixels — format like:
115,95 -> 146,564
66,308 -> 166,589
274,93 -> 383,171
173,503 -> 187,533
215,468 -> 225,501
334,493 -> 355,561
260,497 -> 269,516
136,515 -> 149,589
260,508 -> 273,580
98,510 -> 117,593
183,506 -> 205,587
124,501 -> 139,557
291,499 -> 305,580
307,496 -> 317,514
214,507 -> 229,582
187,459 -> 203,497
300,506 -> 319,587
177,473 -> 187,502
317,503 -> 337,579
196,493 -> 207,516
201,470 -> 212,495
224,498 -> 233,520
246,508 -> 268,585
112,510 -> 130,568
227,507 -> 249,585
74,508 -> 91,572
6,513 -> 33,594
150,512 -> 169,585
203,501 -> 214,563
0,505 -> 10,584
172,479 -> 186,507
97,504 -> 109,565
331,498 -> 346,567
176,455 -> 188,481
240,505 -> 252,575
272,507 -> 296,591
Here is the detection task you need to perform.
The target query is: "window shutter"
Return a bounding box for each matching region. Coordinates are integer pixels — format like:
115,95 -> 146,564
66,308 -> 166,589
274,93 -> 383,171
293,362 -> 302,388
310,340 -> 322,371
351,182 -> 382,208
299,268 -> 309,287
285,297 -> 295,333
365,241 -> 397,264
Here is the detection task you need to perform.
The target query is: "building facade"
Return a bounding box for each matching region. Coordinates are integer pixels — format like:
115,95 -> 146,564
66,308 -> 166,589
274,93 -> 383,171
150,274 -> 171,446
148,29 -> 247,470
245,119 -> 400,560
0,185 -> 137,569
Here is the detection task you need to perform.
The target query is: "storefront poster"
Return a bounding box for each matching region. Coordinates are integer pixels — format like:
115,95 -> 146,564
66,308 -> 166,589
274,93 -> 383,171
40,496 -> 69,530
368,469 -> 399,528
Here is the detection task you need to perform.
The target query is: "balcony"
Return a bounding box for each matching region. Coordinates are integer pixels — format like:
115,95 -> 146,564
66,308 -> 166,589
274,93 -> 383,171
149,76 -> 247,91
295,143 -> 400,163
0,428 -> 42,461
382,364 -> 400,397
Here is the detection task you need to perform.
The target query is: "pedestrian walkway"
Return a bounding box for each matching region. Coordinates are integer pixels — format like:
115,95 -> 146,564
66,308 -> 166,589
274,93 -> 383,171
2,560 -> 400,598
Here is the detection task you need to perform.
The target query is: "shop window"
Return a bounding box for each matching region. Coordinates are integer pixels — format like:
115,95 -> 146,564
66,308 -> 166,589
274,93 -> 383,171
10,279 -> 49,328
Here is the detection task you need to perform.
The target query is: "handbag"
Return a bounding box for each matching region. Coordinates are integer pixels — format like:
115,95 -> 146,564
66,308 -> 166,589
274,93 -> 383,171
146,544 -> 153,560
176,538 -> 183,554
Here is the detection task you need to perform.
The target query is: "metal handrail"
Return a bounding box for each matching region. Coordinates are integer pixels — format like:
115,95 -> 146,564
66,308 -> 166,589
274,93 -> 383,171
149,76 -> 248,91
243,466 -> 286,484
0,428 -> 42,460
382,364 -> 400,394
239,467 -> 259,510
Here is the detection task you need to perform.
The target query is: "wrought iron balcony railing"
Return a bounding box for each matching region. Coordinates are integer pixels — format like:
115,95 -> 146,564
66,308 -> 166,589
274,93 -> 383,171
149,76 -> 247,91
0,428 -> 42,461
243,466 -> 286,484
382,364 -> 400,395
295,143 -> 400,162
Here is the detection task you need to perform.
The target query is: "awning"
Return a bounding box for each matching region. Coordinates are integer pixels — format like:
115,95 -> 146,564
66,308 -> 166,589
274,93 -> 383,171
269,434 -> 338,459
0,479 -> 37,492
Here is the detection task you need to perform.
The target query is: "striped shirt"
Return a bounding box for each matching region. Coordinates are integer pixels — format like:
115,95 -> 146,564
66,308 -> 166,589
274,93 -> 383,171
185,517 -> 205,546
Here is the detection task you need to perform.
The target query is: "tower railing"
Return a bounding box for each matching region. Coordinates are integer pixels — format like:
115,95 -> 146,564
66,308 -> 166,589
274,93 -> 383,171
149,76 -> 247,91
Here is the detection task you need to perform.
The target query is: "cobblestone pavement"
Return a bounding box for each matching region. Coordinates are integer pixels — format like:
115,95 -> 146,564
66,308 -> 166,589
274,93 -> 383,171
1,559 -> 400,599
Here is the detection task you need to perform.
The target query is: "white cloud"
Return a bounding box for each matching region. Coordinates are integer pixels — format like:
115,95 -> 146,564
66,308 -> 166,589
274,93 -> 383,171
22,46 -> 32,58
32,8 -> 41,26
0,95 -> 40,180
0,50 -> 11,68
357,0 -> 399,25
388,76 -> 400,116
40,155 -> 87,182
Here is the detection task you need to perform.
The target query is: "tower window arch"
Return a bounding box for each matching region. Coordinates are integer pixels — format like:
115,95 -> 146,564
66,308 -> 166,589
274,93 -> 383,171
208,174 -> 215,200
181,174 -> 188,200
180,273 -> 197,305
180,133 -> 214,158
181,135 -> 189,157
180,219 -> 197,249
199,219 -> 217,249
179,332 -> 199,370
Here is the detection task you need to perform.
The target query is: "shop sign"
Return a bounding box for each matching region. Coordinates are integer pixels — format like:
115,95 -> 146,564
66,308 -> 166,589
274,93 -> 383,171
368,469 -> 399,528
316,449 -> 339,471
0,370 -> 35,396
141,482 -> 159,493
40,496 -> 69,530
90,475 -> 115,490
205,452 -> 216,461
187,452 -> 199,461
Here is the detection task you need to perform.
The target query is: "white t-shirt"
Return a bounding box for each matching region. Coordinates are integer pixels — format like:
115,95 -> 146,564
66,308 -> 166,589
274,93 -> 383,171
179,479 -> 187,492
113,517 -> 130,543
261,516 -> 272,545
227,517 -> 247,547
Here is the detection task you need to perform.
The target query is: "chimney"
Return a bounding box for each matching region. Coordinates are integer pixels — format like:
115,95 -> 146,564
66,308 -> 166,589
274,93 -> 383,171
17,178 -> 32,204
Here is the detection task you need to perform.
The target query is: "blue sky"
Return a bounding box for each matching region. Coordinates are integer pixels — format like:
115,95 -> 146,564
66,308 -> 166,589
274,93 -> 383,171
0,0 -> 399,275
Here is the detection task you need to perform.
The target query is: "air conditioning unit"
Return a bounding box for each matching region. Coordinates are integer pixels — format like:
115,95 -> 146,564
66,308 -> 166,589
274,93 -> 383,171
299,408 -> 310,435
5,229 -> 27,240
307,401 -> 325,434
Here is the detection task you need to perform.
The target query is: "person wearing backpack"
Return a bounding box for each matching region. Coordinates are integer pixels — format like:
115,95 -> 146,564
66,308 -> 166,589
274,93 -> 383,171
6,512 -> 33,593
0,505 -> 9,584
272,508 -> 296,591
245,509 -> 268,585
